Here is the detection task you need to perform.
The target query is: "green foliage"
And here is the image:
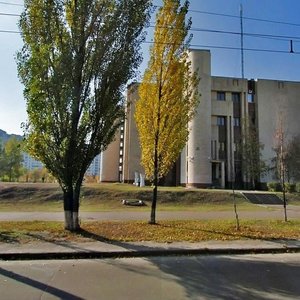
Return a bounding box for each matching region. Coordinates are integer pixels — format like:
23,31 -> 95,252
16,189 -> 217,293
285,135 -> 300,181
285,183 -> 296,193
0,140 -> 4,177
240,119 -> 266,189
272,135 -> 300,184
0,137 -> 24,181
267,182 -> 282,192
17,0 -> 151,230
20,167 -> 55,183
296,183 -> 300,193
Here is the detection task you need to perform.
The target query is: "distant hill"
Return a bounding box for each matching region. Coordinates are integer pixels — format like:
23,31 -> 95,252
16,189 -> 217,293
0,129 -> 23,144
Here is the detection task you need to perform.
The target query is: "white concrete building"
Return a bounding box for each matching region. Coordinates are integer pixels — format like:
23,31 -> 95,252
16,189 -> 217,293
23,152 -> 101,177
100,49 -> 300,189
22,152 -> 44,170
86,154 -> 101,177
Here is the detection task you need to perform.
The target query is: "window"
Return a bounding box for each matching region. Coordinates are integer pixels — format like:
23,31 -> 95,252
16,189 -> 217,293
247,93 -> 254,103
278,81 -> 284,89
219,142 -> 225,152
234,142 -> 242,155
233,117 -> 240,127
217,91 -> 226,101
217,116 -> 226,126
232,92 -> 240,103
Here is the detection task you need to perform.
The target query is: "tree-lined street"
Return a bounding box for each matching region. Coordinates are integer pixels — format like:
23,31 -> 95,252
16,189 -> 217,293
0,1 -> 299,299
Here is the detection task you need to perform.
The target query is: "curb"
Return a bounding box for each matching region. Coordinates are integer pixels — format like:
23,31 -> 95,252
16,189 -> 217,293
1,247 -> 299,261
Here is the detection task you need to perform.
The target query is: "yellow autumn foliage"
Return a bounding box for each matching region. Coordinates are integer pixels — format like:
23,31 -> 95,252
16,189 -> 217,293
135,0 -> 199,180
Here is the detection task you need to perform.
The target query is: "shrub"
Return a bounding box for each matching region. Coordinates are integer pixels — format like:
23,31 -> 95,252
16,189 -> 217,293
296,183 -> 300,193
267,182 -> 282,192
285,183 -> 296,193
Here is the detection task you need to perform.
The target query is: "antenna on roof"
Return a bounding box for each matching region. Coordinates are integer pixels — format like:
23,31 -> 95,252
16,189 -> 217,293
240,4 -> 245,79
290,40 -> 294,53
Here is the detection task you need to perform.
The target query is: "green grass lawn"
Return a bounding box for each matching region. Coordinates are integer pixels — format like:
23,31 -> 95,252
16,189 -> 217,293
0,182 -> 299,212
0,183 -> 299,243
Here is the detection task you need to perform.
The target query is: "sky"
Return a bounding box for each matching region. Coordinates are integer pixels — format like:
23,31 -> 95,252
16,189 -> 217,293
1,0 -> 300,135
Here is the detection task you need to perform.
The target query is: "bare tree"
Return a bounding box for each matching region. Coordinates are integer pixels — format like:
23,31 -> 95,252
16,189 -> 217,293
273,114 -> 288,221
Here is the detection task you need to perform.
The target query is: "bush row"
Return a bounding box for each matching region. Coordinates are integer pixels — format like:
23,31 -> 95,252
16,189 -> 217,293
267,182 -> 300,193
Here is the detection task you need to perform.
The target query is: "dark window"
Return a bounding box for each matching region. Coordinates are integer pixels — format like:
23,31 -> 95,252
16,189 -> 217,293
248,79 -> 256,94
233,117 -> 240,127
217,91 -> 226,101
219,142 -> 225,152
217,116 -> 226,126
232,92 -> 240,103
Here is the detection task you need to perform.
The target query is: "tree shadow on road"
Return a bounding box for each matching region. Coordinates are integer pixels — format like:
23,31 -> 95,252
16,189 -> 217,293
0,267 -> 84,300
146,254 -> 300,299
3,225 -> 299,299
76,228 -> 300,299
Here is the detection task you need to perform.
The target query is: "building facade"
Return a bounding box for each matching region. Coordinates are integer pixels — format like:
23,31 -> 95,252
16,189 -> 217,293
22,152 -> 44,170
22,152 -> 101,177
100,49 -> 300,188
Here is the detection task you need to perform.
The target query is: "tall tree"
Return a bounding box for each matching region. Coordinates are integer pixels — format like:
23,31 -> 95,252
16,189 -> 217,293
273,114 -> 288,221
135,0 -> 199,224
241,119 -> 266,189
0,139 -> 5,178
17,0 -> 151,231
285,135 -> 300,182
2,137 -> 24,182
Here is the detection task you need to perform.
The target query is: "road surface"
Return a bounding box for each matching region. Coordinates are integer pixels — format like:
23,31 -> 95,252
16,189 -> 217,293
0,206 -> 299,221
0,253 -> 299,299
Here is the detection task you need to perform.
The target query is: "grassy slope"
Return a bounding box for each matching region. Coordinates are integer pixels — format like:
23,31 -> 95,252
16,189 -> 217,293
0,182 -> 299,212
0,183 -> 299,242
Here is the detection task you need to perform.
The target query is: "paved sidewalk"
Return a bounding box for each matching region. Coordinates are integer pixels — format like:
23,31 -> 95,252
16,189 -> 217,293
0,239 -> 299,260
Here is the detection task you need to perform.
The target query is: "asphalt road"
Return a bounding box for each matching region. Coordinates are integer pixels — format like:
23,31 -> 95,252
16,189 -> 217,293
0,253 -> 299,300
0,205 -> 300,221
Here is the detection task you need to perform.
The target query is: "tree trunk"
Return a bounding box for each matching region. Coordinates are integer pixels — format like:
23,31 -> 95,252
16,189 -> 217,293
150,148 -> 158,224
282,165 -> 288,222
150,181 -> 158,224
63,188 -> 80,231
